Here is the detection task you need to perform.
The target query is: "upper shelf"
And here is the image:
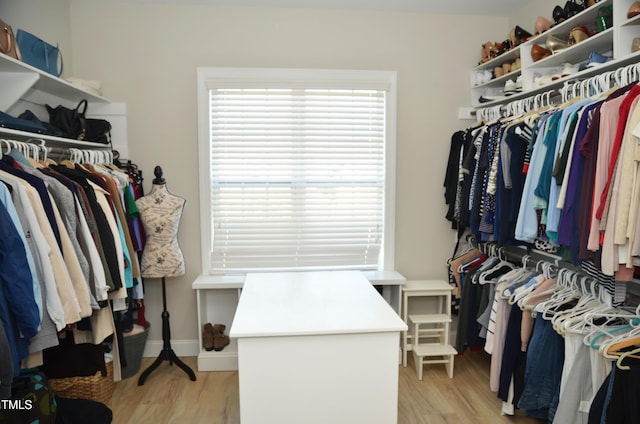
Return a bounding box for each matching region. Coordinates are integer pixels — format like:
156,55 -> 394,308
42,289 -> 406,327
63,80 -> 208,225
0,53 -> 109,111
524,0 -> 613,46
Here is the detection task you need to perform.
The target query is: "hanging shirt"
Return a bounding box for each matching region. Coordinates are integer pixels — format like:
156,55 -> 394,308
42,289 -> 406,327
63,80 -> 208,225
0,201 -> 40,376
515,114 -> 552,243
546,99 -> 592,245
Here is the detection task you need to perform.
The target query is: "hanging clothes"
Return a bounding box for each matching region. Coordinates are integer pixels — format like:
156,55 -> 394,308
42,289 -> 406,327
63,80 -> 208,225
0,142 -> 146,397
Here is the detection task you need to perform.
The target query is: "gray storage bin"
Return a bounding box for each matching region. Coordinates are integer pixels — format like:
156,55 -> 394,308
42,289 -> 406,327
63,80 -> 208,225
121,325 -> 149,379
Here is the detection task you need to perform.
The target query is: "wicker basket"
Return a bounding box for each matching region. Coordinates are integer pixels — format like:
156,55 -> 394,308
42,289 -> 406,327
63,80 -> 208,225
49,361 -> 114,405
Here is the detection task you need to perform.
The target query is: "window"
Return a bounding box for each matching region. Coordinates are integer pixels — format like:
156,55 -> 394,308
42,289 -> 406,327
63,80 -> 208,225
197,68 -> 396,274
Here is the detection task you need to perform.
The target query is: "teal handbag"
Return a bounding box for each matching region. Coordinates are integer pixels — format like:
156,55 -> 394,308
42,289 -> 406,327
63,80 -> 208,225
15,29 -> 63,77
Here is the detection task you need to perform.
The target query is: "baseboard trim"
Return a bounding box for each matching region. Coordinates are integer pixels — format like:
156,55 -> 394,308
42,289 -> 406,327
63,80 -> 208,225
142,339 -> 199,358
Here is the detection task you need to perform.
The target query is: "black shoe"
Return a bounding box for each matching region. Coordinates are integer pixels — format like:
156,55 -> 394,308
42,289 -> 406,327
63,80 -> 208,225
565,0 -> 584,18
553,5 -> 567,24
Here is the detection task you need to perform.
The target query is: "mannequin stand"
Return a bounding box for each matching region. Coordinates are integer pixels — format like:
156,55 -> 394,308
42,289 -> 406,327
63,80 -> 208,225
138,277 -> 196,385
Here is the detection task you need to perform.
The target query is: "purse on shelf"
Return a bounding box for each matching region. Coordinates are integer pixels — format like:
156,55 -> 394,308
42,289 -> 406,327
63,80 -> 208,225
16,29 -> 63,76
0,19 -> 21,60
46,99 -> 112,144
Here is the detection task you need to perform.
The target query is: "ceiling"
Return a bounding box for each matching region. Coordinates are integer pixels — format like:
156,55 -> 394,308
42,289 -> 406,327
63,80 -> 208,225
99,0 -> 529,16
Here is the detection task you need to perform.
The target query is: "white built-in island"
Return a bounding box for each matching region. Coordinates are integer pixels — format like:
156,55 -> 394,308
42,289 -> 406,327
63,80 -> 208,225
229,270 -> 407,424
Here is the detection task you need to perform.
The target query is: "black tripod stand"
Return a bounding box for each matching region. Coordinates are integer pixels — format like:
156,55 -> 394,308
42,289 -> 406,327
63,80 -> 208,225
138,277 -> 196,385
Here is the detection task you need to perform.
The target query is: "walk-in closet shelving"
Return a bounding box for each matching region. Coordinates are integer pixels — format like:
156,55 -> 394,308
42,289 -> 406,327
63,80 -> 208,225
470,0 -> 640,108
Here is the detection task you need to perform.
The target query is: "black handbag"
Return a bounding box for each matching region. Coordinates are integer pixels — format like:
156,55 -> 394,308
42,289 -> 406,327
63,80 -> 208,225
46,99 -> 111,144
85,116 -> 111,145
46,100 -> 87,140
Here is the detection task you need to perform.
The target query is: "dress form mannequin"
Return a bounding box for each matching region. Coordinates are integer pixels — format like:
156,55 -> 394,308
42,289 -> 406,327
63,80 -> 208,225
136,166 -> 195,385
136,171 -> 186,278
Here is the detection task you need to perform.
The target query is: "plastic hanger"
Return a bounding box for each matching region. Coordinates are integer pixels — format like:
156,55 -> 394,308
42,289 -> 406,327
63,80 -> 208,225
616,346 -> 640,370
536,268 -> 581,319
554,277 -> 601,335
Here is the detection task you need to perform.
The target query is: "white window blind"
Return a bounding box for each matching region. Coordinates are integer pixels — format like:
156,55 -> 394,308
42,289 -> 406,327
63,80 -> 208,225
207,84 -> 387,272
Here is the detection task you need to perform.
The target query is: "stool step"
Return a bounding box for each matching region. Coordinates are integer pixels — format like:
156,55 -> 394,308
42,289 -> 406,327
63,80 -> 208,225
413,343 -> 457,357
409,314 -> 451,324
403,280 -> 452,292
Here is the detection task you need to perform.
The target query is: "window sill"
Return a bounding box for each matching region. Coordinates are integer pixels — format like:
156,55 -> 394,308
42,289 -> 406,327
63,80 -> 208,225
191,270 -> 406,290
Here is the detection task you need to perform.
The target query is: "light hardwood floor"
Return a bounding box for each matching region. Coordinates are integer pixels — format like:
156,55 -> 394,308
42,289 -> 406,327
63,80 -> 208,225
107,351 -> 543,424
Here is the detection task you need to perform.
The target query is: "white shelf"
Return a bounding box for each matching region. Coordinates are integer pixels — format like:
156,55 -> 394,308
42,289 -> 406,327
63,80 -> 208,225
0,53 -> 127,152
469,0 -> 640,108
473,45 -> 521,71
0,53 -> 109,111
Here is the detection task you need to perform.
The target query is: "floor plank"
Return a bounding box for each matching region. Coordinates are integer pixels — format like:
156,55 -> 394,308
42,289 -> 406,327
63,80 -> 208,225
107,351 -> 543,423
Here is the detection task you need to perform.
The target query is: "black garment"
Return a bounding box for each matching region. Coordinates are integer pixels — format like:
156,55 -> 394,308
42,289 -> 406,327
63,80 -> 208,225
589,369 -> 612,424
498,303 -> 525,402
41,333 -> 106,379
603,359 -> 640,423
455,260 -> 487,352
55,397 -> 112,424
51,165 -> 123,290
444,130 -> 470,229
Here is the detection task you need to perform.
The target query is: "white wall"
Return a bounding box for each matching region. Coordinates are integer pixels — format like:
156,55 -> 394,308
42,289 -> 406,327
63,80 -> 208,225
8,0 -> 510,350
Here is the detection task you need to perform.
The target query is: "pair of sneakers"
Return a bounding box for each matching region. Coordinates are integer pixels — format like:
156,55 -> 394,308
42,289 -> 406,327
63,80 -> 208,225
504,76 -> 523,96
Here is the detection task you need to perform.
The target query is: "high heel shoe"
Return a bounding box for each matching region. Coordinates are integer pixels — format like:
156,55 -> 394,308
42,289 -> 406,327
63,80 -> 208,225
568,26 -> 590,45
514,25 -> 532,41
628,2 -> 640,19
535,16 -> 553,34
483,41 -> 498,60
553,5 -> 567,24
546,35 -> 570,53
564,1 -> 585,19
531,44 -> 552,62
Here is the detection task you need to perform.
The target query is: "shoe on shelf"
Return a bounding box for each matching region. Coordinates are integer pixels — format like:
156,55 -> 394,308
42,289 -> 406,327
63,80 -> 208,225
484,41 -> 498,60
596,5 -> 613,32
203,322 -> 215,351
628,1 -> 640,19
533,71 -> 559,88
560,62 -> 580,77
504,79 -> 517,96
578,51 -> 611,71
569,26 -> 590,45
546,35 -> 570,53
515,25 -> 533,42
212,324 -> 230,351
515,75 -> 523,92
535,16 -> 553,35
511,57 -> 521,71
479,87 -> 505,103
531,44 -> 552,62
564,0 -> 585,19
553,5 -> 567,24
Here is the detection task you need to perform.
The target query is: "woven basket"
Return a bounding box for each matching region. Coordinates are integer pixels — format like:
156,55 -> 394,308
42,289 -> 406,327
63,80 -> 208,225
50,361 -> 114,405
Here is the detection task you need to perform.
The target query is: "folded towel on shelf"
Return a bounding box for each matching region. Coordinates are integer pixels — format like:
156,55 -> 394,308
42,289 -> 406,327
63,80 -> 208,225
64,77 -> 103,96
